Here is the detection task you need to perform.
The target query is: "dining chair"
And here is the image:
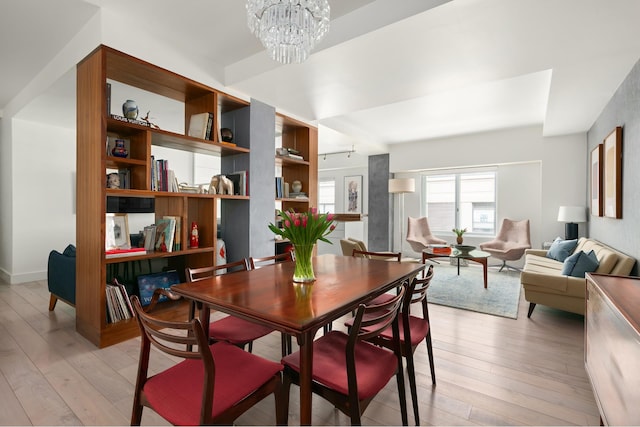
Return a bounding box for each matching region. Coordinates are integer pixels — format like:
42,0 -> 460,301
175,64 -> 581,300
280,283 -> 409,426
248,251 -> 293,269
129,295 -> 286,426
365,264 -> 436,425
352,249 -> 402,304
247,252 -> 295,356
186,260 -> 275,353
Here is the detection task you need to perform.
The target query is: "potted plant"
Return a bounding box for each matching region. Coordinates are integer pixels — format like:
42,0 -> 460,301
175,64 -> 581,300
452,228 -> 467,244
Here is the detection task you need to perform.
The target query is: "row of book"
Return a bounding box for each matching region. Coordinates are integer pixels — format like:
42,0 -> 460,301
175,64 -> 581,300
151,156 -> 179,192
275,177 -> 288,198
105,279 -> 134,324
143,215 -> 182,253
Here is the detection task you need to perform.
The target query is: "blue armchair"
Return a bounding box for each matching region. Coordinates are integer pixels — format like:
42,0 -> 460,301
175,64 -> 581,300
47,244 -> 76,310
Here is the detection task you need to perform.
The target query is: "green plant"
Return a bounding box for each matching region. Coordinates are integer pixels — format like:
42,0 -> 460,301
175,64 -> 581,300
452,228 -> 467,237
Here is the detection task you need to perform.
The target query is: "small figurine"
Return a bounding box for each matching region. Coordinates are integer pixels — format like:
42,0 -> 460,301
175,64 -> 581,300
111,139 -> 128,158
190,222 -> 199,248
140,110 -> 161,129
106,173 -> 120,189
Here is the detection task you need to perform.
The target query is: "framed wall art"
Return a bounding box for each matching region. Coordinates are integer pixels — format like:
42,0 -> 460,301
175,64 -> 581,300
590,144 -> 603,216
344,175 -> 362,213
603,126 -> 622,219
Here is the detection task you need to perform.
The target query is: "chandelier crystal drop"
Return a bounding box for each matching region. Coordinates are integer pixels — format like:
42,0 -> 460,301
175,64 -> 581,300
246,0 -> 330,64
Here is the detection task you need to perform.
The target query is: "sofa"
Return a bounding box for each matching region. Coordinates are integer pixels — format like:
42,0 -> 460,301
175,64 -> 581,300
47,244 -> 76,310
521,237 -> 635,317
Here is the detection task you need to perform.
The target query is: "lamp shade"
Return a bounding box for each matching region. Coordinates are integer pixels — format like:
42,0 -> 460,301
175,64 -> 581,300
389,178 -> 415,194
557,206 -> 587,223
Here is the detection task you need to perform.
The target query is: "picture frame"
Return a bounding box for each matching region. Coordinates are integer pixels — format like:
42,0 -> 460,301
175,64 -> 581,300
603,126 -> 622,219
106,213 -> 131,250
590,144 -> 603,216
344,175 -> 362,213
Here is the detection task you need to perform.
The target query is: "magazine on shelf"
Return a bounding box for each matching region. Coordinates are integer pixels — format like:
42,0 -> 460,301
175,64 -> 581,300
154,217 -> 176,252
137,270 -> 181,306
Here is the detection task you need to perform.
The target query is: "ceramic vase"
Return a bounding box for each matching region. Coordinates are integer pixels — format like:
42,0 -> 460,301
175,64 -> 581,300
122,99 -> 138,119
292,180 -> 302,193
111,139 -> 128,158
457,236 -> 464,244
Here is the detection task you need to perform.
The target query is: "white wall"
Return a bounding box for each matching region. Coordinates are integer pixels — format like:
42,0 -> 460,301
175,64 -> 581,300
11,119 -> 76,283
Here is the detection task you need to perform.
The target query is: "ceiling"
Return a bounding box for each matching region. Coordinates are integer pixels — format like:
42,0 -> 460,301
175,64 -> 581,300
3,0 -> 640,157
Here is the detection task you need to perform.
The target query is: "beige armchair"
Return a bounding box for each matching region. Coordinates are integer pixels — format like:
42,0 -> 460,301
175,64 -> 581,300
340,237 -> 367,256
405,216 -> 447,253
480,218 -> 531,272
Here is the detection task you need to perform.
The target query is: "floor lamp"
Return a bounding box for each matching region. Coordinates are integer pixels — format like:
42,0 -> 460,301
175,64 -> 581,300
389,178 -> 415,252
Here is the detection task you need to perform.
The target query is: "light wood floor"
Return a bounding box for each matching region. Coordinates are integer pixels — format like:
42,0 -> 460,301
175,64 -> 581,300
0,276 -> 599,426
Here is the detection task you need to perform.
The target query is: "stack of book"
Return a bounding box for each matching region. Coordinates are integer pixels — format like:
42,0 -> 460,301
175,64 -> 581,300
150,156 -> 179,192
105,279 -> 134,323
430,244 -> 451,254
227,171 -> 248,196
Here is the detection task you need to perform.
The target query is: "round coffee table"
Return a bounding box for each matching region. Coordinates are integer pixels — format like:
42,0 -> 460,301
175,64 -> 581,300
422,247 -> 491,288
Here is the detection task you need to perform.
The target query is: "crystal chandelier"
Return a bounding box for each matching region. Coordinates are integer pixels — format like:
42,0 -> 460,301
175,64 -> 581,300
246,0 -> 330,64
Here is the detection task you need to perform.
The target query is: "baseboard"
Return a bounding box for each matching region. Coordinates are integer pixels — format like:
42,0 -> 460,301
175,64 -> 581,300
0,269 -> 46,285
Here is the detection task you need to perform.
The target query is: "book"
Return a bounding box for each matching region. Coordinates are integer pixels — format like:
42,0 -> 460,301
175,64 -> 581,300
143,225 -> 157,251
110,114 -> 150,127
163,215 -> 182,251
188,112 -> 213,139
137,270 -> 181,306
154,217 -> 176,252
105,247 -> 146,258
113,278 -> 134,318
227,171 -> 247,196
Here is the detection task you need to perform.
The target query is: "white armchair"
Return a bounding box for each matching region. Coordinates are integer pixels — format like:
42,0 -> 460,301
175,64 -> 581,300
405,216 -> 447,253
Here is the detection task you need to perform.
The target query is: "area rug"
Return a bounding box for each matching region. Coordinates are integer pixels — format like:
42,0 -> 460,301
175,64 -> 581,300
426,262 -> 521,319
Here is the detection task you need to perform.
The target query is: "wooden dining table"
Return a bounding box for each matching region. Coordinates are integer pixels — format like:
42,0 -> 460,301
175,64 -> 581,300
170,254 -> 425,425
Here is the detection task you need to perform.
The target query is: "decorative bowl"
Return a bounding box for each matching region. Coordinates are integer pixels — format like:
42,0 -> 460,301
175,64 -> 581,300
454,245 -> 476,254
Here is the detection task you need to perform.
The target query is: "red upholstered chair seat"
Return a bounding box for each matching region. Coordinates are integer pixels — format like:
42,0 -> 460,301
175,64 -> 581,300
282,331 -> 397,400
378,316 -> 429,347
144,341 -> 282,426
209,316 -> 275,345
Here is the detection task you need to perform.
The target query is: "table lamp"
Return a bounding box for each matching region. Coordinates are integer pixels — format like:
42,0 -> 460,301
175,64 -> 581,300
389,178 -> 415,252
557,206 -> 586,240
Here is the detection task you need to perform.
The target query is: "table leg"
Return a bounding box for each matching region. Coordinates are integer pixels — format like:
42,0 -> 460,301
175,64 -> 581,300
198,303 -> 210,339
298,331 -> 314,425
457,257 -> 461,275
480,258 -> 488,288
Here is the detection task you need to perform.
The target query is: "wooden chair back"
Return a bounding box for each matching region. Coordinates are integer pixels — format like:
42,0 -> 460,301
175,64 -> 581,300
351,249 -> 402,262
186,259 -> 249,282
248,252 -> 293,269
130,295 -> 215,425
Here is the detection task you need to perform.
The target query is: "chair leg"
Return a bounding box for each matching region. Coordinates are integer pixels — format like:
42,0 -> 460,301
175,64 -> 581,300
281,333 -> 292,357
395,360 -> 409,426
527,302 -> 536,318
405,352 -> 420,425
426,333 -> 436,385
498,260 -> 507,272
130,398 -> 143,425
48,294 -> 58,311
247,341 -> 253,353
279,368 -> 293,425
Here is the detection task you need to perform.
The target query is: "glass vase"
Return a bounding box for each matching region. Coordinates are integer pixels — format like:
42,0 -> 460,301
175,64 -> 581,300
293,244 -> 315,283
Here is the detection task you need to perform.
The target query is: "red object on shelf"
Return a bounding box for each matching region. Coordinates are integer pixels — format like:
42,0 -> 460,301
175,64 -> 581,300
190,222 -> 199,248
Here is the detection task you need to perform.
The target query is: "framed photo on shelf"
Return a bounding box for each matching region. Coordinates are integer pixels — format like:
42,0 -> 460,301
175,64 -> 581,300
603,126 -> 622,219
106,213 -> 131,250
344,175 -> 362,213
590,144 -> 603,216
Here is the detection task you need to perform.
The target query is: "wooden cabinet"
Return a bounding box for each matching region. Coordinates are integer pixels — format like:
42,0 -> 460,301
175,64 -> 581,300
585,273 -> 640,425
275,113 -> 318,212
76,45 -> 259,347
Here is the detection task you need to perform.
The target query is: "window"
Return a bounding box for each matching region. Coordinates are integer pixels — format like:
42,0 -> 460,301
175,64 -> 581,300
318,179 -> 335,213
423,170 -> 496,235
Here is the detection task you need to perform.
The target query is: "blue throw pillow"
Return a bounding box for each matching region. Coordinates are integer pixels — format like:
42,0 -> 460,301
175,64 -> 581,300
546,237 -> 578,262
561,250 -> 582,275
569,250 -> 599,278
63,244 -> 76,257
